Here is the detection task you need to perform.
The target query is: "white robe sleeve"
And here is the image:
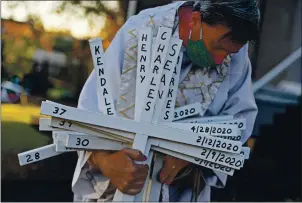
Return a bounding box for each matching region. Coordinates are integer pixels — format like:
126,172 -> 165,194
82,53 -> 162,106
202,47 -> 258,189
72,22 -> 127,200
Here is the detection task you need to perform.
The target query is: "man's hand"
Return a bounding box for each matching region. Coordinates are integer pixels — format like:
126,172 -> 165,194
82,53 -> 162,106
159,155 -> 189,185
90,148 -> 149,195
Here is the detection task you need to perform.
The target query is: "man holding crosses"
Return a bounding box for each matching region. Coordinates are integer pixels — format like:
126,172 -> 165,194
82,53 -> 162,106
73,0 -> 259,202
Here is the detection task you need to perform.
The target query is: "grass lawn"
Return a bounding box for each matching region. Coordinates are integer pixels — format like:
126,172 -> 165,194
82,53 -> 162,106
1,104 -> 50,152
1,104 -> 51,180
1,121 -> 50,152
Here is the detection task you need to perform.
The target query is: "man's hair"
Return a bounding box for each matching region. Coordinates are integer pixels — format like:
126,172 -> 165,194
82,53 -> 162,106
194,0 -> 260,44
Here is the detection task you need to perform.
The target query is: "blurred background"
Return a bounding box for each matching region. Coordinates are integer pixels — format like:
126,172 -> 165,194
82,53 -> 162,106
1,0 -> 301,202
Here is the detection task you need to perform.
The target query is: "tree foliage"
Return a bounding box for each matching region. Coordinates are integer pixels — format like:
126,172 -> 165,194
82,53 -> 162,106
2,1 -> 130,95
55,1 -> 129,26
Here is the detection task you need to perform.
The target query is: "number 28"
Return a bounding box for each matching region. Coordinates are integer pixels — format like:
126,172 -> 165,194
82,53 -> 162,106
26,153 -> 40,163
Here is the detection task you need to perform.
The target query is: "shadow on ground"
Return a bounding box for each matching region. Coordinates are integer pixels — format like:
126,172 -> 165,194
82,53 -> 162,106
2,121 -> 78,202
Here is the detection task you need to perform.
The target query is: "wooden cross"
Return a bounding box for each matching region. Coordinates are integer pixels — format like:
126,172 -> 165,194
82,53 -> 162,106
18,30 -> 250,202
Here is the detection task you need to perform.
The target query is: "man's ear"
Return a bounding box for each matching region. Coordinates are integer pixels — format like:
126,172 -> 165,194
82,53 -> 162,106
189,11 -> 201,28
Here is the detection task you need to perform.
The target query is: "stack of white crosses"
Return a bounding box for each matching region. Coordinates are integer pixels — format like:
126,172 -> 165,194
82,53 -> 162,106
18,27 -> 250,202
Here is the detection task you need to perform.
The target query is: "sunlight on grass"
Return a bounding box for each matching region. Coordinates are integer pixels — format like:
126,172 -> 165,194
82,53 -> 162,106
1,104 -> 49,124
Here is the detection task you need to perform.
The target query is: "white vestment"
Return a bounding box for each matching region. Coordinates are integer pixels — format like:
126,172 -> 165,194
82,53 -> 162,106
73,1 -> 258,201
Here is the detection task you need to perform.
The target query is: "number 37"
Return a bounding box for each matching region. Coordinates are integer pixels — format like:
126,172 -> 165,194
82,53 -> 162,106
53,107 -> 66,115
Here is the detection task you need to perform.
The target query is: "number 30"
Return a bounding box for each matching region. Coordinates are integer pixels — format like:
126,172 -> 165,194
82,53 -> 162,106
76,138 -> 89,147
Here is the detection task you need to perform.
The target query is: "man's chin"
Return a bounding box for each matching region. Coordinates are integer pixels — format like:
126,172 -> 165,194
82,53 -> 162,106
213,55 -> 226,65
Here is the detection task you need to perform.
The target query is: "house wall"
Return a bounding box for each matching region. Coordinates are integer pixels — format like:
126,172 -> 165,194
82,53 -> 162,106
254,0 -> 301,84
